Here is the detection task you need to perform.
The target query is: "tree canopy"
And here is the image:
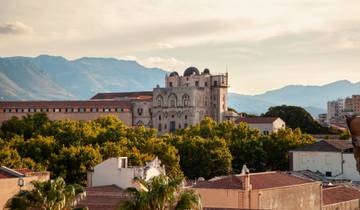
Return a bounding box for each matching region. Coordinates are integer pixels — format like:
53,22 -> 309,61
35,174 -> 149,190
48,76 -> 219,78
0,113 -> 315,184
262,105 -> 331,134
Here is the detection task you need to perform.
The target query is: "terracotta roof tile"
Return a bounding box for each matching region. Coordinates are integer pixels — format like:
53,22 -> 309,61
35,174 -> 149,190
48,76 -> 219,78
0,100 -> 132,109
323,185 -> 360,205
91,91 -> 153,100
235,117 -> 279,124
194,172 -> 312,190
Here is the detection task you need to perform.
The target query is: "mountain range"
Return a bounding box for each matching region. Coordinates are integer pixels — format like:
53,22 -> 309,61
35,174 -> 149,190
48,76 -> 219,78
1,55 -> 360,116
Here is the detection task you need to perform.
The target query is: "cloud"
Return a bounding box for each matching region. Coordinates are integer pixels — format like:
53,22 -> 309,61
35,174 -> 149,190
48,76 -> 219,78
0,21 -> 33,35
138,57 -> 188,71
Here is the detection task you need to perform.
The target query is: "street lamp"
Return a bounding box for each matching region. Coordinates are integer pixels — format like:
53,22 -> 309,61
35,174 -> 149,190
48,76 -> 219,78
18,178 -> 25,190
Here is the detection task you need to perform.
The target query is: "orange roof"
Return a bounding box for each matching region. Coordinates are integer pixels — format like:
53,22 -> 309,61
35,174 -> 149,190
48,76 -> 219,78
0,100 -> 132,109
235,117 -> 279,124
91,91 -> 153,100
323,185 -> 360,205
194,172 -> 312,190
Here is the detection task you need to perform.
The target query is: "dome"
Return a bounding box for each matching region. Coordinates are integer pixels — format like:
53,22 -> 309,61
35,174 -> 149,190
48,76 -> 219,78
183,67 -> 200,76
169,71 -> 179,77
203,68 -> 210,74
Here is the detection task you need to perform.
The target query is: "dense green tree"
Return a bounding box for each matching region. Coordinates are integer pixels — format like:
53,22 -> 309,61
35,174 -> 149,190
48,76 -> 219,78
262,105 -> 331,134
172,135 -> 232,179
50,146 -> 102,185
5,177 -> 84,210
120,175 -> 201,210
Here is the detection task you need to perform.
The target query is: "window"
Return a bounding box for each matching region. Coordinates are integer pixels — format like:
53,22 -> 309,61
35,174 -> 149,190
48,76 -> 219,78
205,82 -> 208,87
184,123 -> 188,128
4,108 -> 11,113
170,100 -> 175,107
164,124 -> 167,130
66,108 -> 73,112
325,171 -> 332,177
171,115 -> 174,118
137,108 -> 143,116
54,108 -> 60,113
91,108 -> 98,112
117,108 -> 123,112
195,81 -> 199,86
169,82 -> 173,87
16,108 -> 22,113
263,131 -> 269,135
103,108 -> 110,112
158,123 -> 162,131
41,108 -> 48,112
156,95 -> 163,107
159,115 -> 162,120
29,108 -> 35,113
79,108 -> 85,112
183,94 -> 190,107
214,81 -> 218,86
185,115 -> 188,120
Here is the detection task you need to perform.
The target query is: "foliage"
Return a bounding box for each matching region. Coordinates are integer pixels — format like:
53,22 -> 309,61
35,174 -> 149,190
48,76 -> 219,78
339,130 -> 351,140
5,177 -> 84,210
0,113 -> 315,185
120,175 -> 201,210
262,105 -> 331,134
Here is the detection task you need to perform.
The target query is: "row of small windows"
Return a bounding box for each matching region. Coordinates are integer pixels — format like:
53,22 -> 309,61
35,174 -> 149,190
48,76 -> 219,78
2,107 -> 125,113
158,123 -> 188,131
170,80 -> 222,87
158,115 -> 187,120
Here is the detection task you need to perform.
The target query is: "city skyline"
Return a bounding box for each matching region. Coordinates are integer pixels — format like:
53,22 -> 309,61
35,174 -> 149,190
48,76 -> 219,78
1,0 -> 360,94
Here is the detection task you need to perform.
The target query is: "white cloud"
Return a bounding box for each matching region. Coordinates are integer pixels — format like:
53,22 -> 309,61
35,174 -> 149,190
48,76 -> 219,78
0,21 -> 33,34
138,57 -> 188,71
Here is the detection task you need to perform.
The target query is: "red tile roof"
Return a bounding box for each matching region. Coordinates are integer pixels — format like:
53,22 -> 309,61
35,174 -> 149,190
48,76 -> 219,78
194,172 -> 312,190
323,185 -> 360,205
0,167 -> 27,179
91,91 -> 153,100
76,185 -> 131,210
0,170 -> 17,179
235,117 -> 279,124
0,100 -> 132,109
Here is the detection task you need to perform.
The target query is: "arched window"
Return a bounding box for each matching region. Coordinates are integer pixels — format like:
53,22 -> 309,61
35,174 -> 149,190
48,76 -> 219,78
156,95 -> 163,107
168,94 -> 177,108
182,94 -> 190,107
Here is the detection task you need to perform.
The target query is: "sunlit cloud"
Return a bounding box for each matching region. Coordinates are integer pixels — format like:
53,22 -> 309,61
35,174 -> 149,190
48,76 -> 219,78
0,21 -> 33,35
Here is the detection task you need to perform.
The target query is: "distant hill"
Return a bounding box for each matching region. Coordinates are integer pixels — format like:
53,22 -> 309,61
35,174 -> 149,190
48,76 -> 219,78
229,80 -> 360,116
1,55 -> 359,117
0,55 -> 167,100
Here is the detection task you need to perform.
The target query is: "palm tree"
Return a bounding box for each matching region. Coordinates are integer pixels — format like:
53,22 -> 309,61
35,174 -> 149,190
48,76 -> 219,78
120,175 -> 201,210
5,177 -> 85,210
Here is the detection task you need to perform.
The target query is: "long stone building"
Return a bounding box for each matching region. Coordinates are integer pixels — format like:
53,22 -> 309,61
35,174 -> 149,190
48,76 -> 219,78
0,67 -> 229,133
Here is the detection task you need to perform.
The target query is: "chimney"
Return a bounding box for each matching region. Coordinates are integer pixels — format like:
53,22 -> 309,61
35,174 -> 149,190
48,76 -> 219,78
243,174 -> 251,191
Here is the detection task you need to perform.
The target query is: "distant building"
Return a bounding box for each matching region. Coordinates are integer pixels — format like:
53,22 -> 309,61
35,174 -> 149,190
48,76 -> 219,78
289,140 -> 360,181
318,113 -> 328,126
235,117 -> 285,135
87,157 -> 165,189
327,99 -> 345,123
0,67 -> 229,134
0,166 -> 50,209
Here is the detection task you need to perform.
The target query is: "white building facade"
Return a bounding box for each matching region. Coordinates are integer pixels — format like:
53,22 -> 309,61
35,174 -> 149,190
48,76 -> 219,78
87,157 -> 165,189
235,117 -> 286,135
290,140 -> 360,181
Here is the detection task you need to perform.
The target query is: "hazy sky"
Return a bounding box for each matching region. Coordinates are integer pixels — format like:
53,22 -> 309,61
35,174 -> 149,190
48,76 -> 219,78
1,0 -> 360,94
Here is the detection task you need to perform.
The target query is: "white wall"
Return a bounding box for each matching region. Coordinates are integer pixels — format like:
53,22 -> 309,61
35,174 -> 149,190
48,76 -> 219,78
91,158 -> 135,189
292,151 -> 360,181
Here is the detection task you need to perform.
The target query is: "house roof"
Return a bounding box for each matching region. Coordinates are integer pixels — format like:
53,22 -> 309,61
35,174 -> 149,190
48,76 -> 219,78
193,172 -> 312,190
235,117 -> 280,124
0,166 -> 27,179
0,100 -> 132,109
323,185 -> 360,205
91,91 -> 153,100
75,185 -> 130,210
292,140 -> 353,153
